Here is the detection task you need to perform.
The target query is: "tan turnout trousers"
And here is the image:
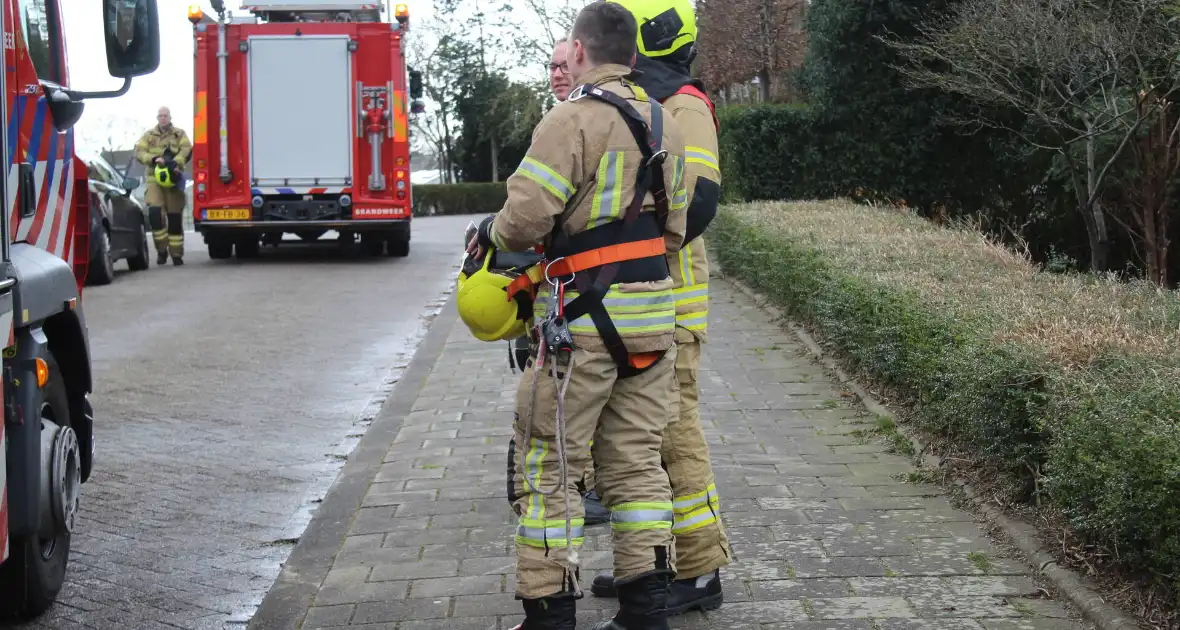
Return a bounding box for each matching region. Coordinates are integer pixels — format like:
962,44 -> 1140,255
510,345 -> 679,599
667,328 -> 731,578
145,182 -> 186,259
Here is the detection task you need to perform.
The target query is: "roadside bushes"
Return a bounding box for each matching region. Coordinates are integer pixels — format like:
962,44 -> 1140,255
712,200 -> 1180,589
411,183 -> 506,217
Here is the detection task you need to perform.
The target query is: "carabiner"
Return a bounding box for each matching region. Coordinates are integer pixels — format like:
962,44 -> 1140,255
543,257 -> 575,288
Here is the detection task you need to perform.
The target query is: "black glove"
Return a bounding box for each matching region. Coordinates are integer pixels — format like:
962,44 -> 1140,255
476,215 -> 495,249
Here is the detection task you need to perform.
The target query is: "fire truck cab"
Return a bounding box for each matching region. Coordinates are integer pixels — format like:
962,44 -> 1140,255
189,0 -> 423,259
0,0 -> 161,620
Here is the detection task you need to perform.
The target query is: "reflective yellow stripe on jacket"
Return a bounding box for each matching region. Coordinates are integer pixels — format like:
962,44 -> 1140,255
533,288 -> 676,337
665,89 -> 721,344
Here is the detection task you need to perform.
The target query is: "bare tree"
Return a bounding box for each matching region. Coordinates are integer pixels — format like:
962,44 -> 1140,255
885,0 -> 1180,273
1108,94 -> 1179,285
698,0 -> 807,102
510,0 -> 586,61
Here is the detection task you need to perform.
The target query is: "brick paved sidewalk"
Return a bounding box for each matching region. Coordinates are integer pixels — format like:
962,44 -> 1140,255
252,280 -> 1091,630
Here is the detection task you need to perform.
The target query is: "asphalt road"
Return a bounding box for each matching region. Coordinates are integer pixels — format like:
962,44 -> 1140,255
4,216 -> 475,630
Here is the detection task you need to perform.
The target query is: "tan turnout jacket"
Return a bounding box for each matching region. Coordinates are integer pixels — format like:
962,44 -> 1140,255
488,63 -> 689,355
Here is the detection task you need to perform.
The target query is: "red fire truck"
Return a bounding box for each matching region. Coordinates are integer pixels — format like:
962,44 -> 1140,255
188,0 -> 423,259
0,0 -> 161,619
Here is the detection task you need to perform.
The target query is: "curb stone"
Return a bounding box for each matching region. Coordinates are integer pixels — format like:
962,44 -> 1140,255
725,276 -> 1143,630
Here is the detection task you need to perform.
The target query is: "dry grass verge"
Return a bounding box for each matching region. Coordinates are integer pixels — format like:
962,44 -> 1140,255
712,199 -> 1180,623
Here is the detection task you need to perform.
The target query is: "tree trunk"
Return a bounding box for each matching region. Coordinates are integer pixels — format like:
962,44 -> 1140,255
758,68 -> 771,102
1083,130 -> 1109,272
490,136 -> 500,183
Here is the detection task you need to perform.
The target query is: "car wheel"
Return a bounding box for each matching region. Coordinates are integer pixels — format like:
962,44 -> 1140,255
87,229 -> 116,285
126,220 -> 151,271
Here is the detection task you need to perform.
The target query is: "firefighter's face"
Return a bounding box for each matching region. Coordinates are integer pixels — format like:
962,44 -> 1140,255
549,41 -> 570,102
157,109 -> 171,128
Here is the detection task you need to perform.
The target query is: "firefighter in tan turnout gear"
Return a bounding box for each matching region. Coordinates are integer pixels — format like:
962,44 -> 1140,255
589,0 -> 732,615
135,106 -> 192,266
505,36 -> 612,530
461,3 -> 689,627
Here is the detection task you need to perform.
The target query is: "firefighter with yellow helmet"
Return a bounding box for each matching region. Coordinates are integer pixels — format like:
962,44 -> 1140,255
588,0 -> 732,616
135,106 -> 192,265
459,2 -> 689,627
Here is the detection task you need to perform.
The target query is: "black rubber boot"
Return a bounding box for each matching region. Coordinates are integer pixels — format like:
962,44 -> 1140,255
172,257 -> 184,266
583,490 -> 610,526
158,252 -> 168,265
507,595 -> 577,630
592,569 -> 723,616
589,572 -> 672,630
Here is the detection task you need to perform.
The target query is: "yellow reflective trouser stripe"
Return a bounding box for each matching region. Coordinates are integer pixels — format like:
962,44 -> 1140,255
677,311 -> 707,331
673,484 -> 719,515
588,151 -> 625,229
518,157 -> 574,204
686,146 -> 720,175
672,485 -> 720,534
516,517 -> 586,548
524,438 -> 548,520
610,501 -> 674,532
679,243 -> 697,286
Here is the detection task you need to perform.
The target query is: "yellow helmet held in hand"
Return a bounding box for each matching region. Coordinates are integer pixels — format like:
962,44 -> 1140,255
456,248 -> 529,343
154,164 -> 177,189
607,0 -> 697,58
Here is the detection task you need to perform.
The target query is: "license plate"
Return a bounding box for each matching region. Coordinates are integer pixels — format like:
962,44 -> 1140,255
206,208 -> 251,220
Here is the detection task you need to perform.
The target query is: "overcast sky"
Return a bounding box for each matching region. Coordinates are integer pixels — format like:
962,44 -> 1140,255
64,1 -> 447,156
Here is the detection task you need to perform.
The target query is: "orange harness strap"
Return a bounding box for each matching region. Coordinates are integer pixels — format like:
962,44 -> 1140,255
505,236 -> 665,302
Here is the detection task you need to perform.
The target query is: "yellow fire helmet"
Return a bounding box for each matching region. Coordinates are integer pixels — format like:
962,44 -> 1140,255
456,248 -> 529,343
153,164 -> 177,189
607,0 -> 697,58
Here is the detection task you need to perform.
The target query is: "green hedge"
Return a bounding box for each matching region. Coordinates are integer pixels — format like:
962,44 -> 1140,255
411,183 -> 506,217
715,104 -> 1047,214
712,200 -> 1180,592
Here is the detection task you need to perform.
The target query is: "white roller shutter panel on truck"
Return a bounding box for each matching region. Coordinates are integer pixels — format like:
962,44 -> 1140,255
247,35 -> 354,188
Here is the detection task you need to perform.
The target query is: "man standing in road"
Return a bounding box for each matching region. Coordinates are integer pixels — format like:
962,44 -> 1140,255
135,106 -> 192,266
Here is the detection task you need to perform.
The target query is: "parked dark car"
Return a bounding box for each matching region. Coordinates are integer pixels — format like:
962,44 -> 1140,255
87,156 -> 152,285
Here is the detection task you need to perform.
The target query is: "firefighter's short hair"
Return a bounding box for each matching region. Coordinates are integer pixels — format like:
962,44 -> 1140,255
571,1 -> 638,67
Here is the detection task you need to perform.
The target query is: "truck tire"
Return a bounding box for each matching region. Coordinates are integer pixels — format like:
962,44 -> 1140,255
126,220 -> 151,271
0,355 -> 75,620
361,234 -> 385,257
207,238 -> 233,260
87,228 -> 115,286
387,233 -> 409,258
236,236 -> 261,259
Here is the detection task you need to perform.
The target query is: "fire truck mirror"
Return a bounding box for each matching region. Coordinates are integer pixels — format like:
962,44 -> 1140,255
103,0 -> 162,79
409,70 -> 424,100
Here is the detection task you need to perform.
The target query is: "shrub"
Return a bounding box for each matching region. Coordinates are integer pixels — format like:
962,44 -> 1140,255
412,183 -> 507,217
713,200 -> 1180,588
